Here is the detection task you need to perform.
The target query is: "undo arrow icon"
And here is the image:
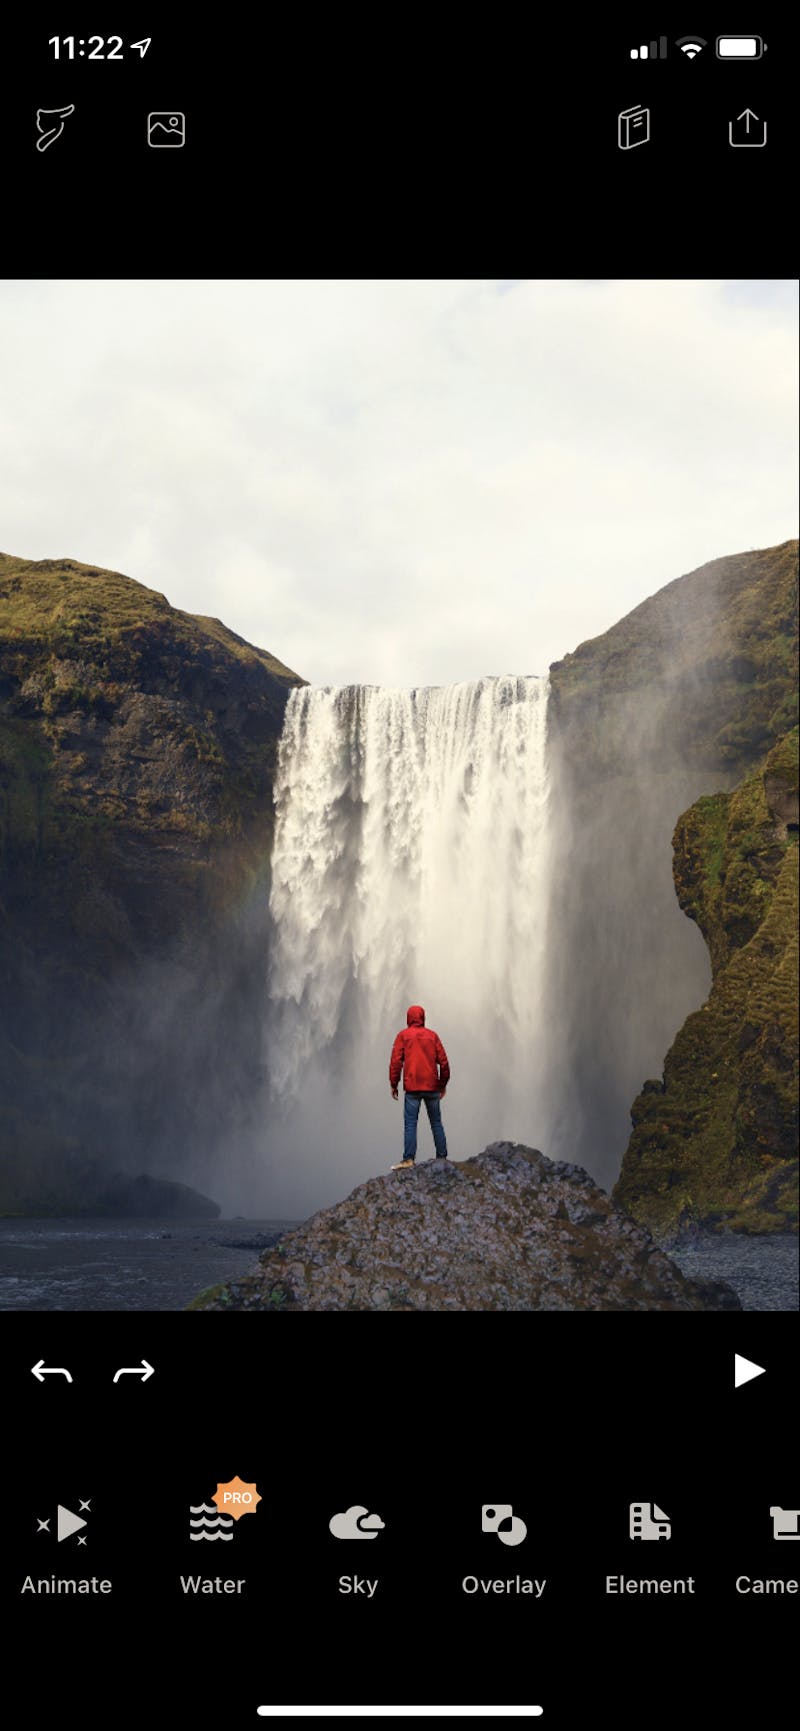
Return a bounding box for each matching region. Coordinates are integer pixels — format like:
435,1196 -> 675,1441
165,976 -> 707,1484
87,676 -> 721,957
31,1360 -> 73,1383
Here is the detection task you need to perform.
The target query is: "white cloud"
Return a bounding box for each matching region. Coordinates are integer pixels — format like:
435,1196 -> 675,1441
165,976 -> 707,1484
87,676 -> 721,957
328,1505 -> 382,1540
0,279 -> 796,686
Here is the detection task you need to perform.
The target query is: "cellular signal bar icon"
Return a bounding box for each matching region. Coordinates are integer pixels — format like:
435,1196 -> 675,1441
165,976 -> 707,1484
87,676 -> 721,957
631,37 -> 668,59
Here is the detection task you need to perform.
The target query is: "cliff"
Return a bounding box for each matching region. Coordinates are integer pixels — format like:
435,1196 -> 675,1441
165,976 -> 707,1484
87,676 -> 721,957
547,538 -> 798,1233
0,553 -> 304,1214
615,728 -> 798,1234
190,1143 -> 740,1311
548,540 -> 797,780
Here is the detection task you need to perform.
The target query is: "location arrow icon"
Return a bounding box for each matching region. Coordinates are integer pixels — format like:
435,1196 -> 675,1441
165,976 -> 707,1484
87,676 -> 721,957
735,1354 -> 766,1388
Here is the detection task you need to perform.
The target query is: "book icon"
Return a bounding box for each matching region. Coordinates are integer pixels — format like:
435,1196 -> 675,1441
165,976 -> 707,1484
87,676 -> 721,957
618,105 -> 650,150
148,111 -> 185,148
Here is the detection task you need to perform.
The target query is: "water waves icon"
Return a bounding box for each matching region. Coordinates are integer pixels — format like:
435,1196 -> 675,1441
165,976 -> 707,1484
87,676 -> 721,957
189,1502 -> 234,1541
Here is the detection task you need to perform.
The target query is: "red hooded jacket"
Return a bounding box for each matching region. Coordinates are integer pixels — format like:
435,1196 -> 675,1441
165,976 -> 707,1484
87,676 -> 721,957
389,1005 -> 450,1093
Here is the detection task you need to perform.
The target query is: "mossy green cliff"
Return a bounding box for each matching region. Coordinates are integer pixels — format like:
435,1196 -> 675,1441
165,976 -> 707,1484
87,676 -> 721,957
615,730 -> 798,1235
0,553 -> 303,1214
549,538 -> 797,1236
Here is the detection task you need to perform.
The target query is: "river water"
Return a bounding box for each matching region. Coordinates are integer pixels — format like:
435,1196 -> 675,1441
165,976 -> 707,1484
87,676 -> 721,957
0,1219 -> 295,1312
666,1232 -> 797,1313
0,1217 -> 795,1311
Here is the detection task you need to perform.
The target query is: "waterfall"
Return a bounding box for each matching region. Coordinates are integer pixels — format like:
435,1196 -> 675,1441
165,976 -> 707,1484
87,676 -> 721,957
264,675 -> 553,1214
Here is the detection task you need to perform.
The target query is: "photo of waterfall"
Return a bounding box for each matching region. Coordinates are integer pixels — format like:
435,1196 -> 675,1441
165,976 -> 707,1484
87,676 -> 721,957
1,278 -> 796,1309
265,677 -> 553,1210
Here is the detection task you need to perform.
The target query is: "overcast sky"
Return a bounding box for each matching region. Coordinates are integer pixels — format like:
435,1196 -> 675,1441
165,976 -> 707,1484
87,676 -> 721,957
1,279 -> 796,687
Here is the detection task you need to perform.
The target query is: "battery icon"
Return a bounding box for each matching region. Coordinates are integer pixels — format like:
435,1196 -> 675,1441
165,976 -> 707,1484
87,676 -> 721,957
716,36 -> 767,59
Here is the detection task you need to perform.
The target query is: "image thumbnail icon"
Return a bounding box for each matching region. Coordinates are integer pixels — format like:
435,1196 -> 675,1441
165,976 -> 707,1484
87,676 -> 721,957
148,112 -> 185,148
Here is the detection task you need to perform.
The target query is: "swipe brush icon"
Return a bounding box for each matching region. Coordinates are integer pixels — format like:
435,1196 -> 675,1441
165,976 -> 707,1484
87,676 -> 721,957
36,105 -> 75,152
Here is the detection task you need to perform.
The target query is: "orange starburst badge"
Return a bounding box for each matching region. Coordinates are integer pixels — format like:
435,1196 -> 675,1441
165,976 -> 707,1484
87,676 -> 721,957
211,1476 -> 262,1521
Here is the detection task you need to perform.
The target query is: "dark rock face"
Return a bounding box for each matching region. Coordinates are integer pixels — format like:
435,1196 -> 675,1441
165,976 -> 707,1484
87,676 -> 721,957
0,553 -> 304,1215
547,539 -> 798,1230
615,729 -> 798,1235
193,1143 -> 741,1311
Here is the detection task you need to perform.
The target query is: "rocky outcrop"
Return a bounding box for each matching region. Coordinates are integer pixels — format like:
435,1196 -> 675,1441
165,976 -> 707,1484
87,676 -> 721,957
0,552 -> 304,1214
615,729 -> 798,1235
191,1143 -> 740,1311
546,539 -> 798,1227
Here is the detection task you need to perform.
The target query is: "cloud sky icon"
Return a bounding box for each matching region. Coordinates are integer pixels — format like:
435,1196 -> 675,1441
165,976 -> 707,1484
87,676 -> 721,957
329,1505 -> 385,1540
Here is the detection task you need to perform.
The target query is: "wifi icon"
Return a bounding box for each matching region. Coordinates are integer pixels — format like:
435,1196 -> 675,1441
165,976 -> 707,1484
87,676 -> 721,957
675,35 -> 707,57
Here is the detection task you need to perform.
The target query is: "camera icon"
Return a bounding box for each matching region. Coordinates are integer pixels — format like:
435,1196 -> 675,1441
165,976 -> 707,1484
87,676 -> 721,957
482,1503 -> 527,1547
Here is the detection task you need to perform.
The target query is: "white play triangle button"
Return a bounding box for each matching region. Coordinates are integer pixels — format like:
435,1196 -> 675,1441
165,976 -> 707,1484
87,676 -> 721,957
57,1505 -> 87,1542
735,1354 -> 766,1388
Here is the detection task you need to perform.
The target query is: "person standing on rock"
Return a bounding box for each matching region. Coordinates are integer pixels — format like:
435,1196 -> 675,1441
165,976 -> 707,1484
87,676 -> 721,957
389,1004 -> 450,1170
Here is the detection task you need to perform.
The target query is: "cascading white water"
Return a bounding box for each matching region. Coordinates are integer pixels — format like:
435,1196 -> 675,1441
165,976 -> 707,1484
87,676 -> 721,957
264,675 -> 553,1214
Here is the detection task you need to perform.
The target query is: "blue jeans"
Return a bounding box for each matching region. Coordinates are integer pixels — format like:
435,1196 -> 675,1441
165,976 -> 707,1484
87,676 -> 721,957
403,1091 -> 448,1161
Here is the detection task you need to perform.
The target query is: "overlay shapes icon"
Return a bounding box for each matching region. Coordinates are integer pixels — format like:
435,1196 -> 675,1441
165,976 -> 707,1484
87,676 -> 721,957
482,1504 -> 527,1547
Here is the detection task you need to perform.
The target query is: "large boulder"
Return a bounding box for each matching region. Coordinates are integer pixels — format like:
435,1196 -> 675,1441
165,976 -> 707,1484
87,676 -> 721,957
192,1143 -> 740,1311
